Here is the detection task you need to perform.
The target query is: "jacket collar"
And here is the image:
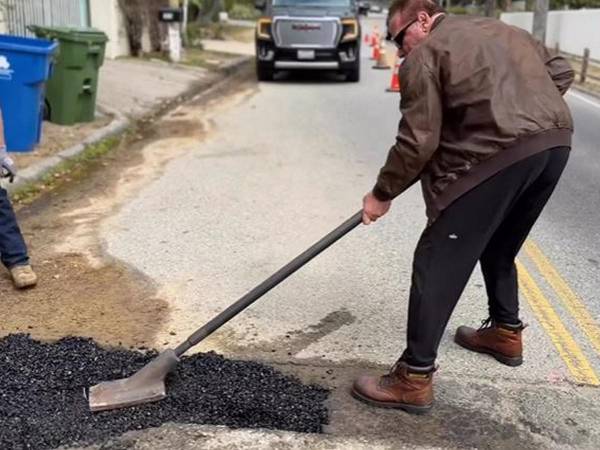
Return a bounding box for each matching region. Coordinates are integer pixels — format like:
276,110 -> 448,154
431,14 -> 446,32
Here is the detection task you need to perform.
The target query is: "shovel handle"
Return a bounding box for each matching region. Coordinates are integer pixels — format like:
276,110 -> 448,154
175,210 -> 364,356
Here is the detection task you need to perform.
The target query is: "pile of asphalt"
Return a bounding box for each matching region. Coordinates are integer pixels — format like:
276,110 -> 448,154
0,334 -> 328,450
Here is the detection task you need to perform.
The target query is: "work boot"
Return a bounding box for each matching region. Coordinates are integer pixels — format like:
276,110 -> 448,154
10,264 -> 37,289
455,318 -> 525,367
351,360 -> 435,414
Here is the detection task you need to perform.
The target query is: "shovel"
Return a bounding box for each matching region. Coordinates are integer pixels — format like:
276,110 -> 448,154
88,211 -> 363,412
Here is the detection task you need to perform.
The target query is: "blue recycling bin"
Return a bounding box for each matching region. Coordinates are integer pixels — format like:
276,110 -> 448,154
0,34 -> 58,152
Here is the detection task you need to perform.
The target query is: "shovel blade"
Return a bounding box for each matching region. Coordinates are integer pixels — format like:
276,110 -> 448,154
88,349 -> 179,412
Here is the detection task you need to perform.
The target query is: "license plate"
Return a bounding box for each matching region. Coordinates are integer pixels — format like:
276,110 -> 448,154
297,50 -> 315,60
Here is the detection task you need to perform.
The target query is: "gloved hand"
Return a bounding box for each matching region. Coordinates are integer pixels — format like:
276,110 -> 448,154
0,145 -> 16,183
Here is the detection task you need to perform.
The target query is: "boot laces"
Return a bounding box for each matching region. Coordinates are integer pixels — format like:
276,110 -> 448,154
380,360 -> 403,387
478,317 -> 493,330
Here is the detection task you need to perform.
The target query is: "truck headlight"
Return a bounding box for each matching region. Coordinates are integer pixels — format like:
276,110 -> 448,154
341,18 -> 358,42
257,18 -> 272,40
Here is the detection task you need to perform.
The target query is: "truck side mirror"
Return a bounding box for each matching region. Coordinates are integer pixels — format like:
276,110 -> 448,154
254,0 -> 266,10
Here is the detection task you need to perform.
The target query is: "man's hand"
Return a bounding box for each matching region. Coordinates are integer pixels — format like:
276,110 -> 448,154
362,191 -> 391,225
0,146 -> 16,183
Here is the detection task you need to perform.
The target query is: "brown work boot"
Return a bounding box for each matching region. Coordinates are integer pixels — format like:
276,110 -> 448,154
10,265 -> 38,289
351,361 -> 435,414
455,318 -> 525,367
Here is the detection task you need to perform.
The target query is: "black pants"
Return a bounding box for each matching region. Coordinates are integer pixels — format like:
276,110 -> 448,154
0,187 -> 29,269
401,147 -> 570,368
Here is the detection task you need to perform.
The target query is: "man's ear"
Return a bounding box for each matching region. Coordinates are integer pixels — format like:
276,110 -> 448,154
417,11 -> 431,32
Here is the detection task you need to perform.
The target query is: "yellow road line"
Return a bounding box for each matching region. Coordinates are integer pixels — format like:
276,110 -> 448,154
517,261 -> 600,386
525,240 -> 600,356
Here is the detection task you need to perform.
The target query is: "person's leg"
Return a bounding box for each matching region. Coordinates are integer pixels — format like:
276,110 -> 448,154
456,147 -> 570,365
353,148 -> 570,411
0,186 -> 29,269
480,147 -> 570,324
401,148 -> 570,367
401,194 -> 509,367
352,161 -> 531,412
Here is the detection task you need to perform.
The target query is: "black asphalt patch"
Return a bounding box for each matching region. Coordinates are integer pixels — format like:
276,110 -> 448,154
0,334 -> 329,450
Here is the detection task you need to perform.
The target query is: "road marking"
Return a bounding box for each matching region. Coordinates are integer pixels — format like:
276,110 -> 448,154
568,91 -> 600,110
525,241 -> 600,356
517,261 -> 600,386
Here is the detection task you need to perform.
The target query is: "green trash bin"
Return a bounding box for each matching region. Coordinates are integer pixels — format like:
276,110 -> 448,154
29,26 -> 108,125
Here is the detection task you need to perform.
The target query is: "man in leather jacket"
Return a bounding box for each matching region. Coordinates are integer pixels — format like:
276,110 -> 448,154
353,0 -> 574,414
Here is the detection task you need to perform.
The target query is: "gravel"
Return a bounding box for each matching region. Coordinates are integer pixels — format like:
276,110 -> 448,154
0,334 -> 329,450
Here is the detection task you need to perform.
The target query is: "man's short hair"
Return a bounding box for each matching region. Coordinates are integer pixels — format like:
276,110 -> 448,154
387,0 -> 446,27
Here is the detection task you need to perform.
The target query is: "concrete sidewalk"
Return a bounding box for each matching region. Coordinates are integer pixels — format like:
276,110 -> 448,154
201,39 -> 255,56
97,59 -> 212,119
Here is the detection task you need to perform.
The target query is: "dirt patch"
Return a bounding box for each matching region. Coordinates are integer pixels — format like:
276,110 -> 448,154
0,255 -> 168,349
1,68 -> 257,352
223,25 -> 255,43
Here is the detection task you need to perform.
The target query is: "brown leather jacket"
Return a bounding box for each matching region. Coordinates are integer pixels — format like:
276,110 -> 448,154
373,16 -> 574,221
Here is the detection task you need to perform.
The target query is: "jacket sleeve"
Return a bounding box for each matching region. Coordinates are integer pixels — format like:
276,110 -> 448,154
373,59 -> 443,201
533,39 -> 575,95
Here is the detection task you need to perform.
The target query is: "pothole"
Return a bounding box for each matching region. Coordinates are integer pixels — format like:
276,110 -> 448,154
0,334 -> 329,450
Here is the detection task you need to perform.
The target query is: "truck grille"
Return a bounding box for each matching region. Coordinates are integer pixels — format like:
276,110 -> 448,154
273,17 -> 340,49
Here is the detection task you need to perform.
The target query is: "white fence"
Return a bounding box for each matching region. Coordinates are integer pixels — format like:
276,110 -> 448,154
501,10 -> 600,60
2,0 -> 88,36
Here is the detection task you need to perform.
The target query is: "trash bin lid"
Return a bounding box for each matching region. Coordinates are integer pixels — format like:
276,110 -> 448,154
0,34 -> 58,55
28,26 -> 108,44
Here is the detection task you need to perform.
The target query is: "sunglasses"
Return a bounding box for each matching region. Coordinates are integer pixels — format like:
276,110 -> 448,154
388,19 -> 418,50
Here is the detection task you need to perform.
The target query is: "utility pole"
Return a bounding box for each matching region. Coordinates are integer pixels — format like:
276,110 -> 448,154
532,0 -> 549,43
181,0 -> 189,46
485,0 -> 495,17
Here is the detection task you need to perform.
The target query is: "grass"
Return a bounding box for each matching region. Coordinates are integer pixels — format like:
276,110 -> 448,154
223,24 -> 255,43
187,22 -> 255,45
11,134 -> 124,206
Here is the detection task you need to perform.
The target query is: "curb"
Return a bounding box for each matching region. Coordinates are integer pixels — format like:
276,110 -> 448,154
7,114 -> 129,195
6,55 -> 252,195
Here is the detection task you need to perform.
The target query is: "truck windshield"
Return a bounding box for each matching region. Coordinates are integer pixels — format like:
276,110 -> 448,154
273,0 -> 352,6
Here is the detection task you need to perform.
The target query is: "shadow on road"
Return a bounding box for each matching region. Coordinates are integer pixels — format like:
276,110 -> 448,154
270,70 -> 348,84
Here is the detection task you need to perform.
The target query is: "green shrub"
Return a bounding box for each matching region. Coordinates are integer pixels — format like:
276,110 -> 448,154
228,3 -> 260,20
448,6 -> 469,15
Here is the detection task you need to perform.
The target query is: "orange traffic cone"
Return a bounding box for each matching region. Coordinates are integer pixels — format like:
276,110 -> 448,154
371,34 -> 380,60
386,57 -> 402,92
371,42 -> 379,60
370,26 -> 379,47
373,41 -> 391,69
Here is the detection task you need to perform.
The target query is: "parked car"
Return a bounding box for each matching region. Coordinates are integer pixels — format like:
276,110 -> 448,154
254,0 -> 362,82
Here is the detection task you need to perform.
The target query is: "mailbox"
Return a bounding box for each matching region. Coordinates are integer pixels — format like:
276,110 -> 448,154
158,8 -> 183,23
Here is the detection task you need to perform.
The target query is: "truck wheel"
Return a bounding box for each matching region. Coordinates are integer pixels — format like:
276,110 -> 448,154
346,60 -> 360,82
256,62 -> 274,81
